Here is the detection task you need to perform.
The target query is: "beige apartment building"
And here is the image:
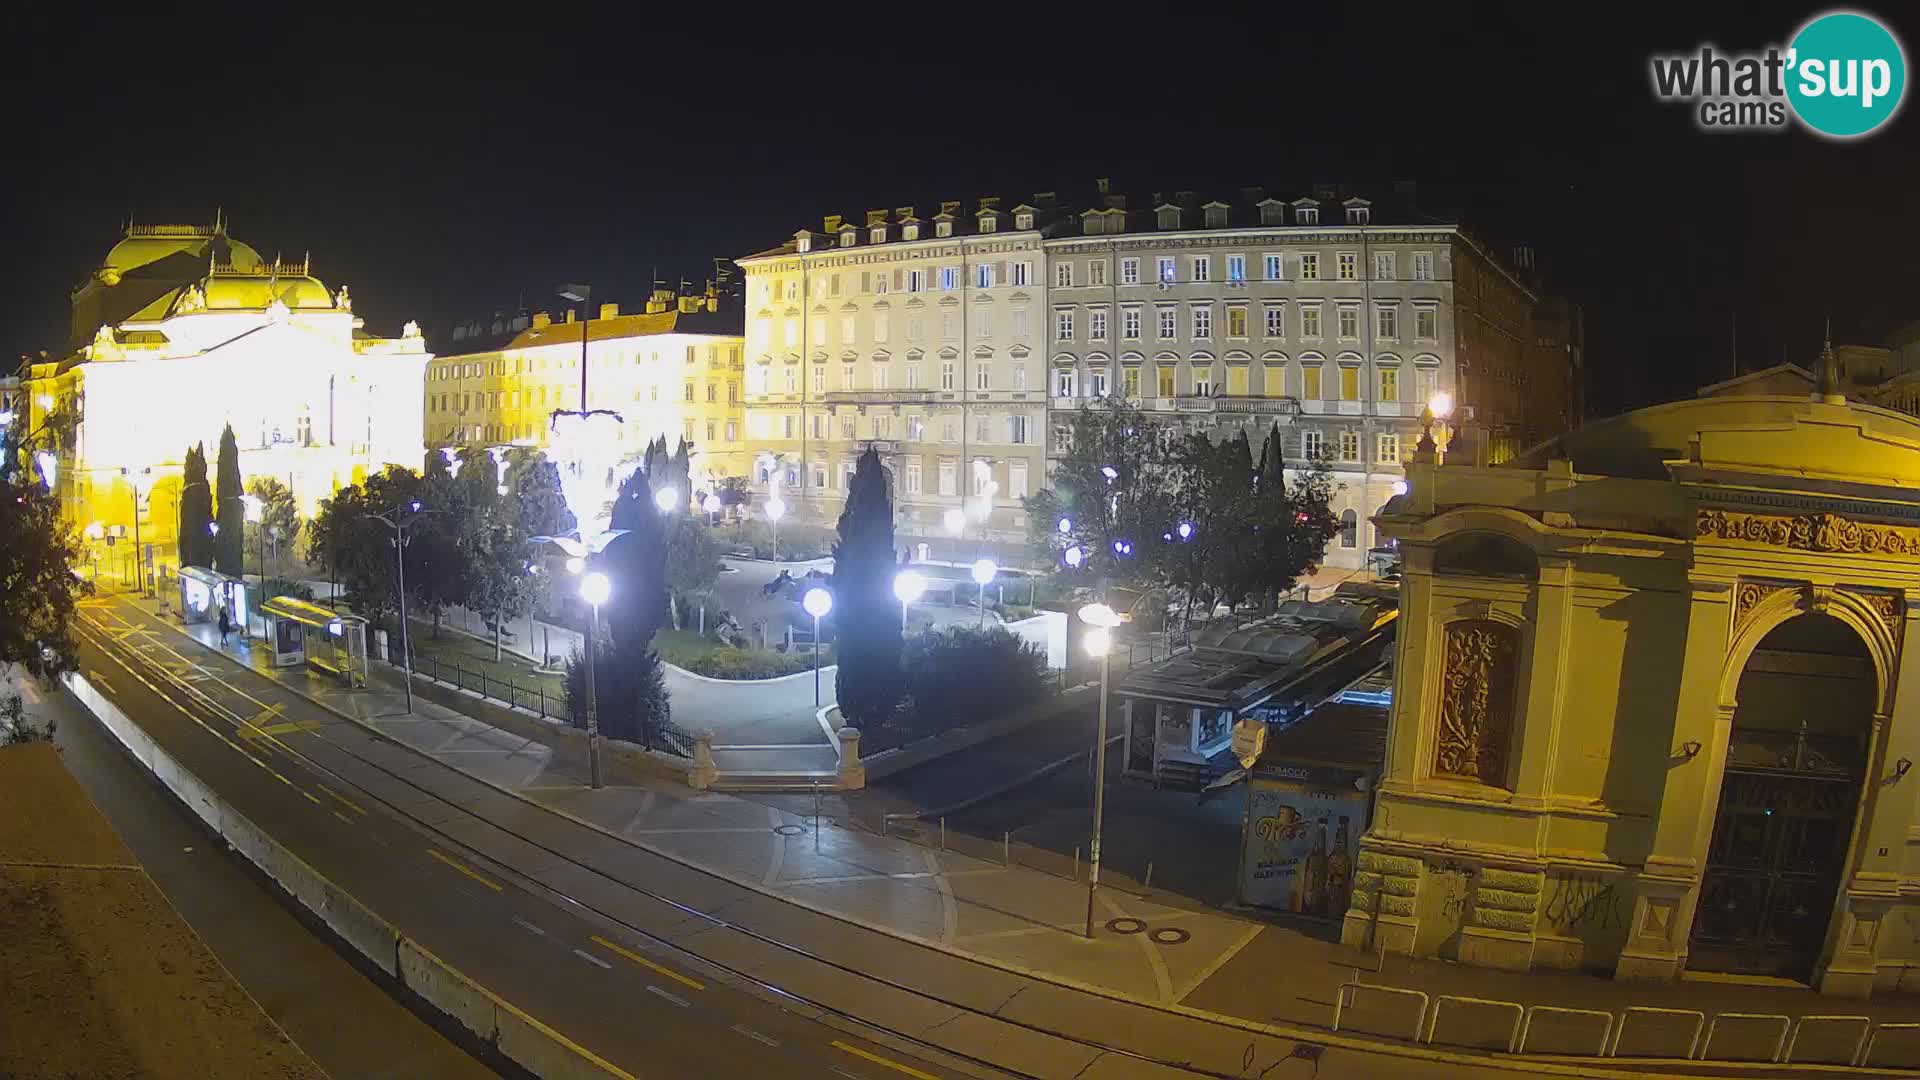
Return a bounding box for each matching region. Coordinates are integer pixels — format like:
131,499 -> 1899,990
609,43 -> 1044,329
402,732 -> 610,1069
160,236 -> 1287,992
426,285 -> 749,484
1045,182 -> 1545,571
739,182 -> 1572,569
738,200 -> 1055,559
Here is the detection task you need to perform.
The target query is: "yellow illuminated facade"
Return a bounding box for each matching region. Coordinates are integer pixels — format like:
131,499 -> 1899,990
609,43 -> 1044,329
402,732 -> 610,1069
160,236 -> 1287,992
26,220 -> 430,567
427,286 -> 747,485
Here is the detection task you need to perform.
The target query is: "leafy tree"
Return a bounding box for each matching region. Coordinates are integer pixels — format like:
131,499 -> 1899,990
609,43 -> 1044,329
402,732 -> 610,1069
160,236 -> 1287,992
665,522 -> 722,630
503,450 -> 575,649
1023,398 -> 1176,588
213,424 -> 245,575
178,443 -> 213,569
409,451 -> 468,636
243,477 -> 302,577
0,472 -> 84,684
832,448 -> 903,726
603,443 -> 672,651
902,625 -> 1048,731
563,638 -> 671,746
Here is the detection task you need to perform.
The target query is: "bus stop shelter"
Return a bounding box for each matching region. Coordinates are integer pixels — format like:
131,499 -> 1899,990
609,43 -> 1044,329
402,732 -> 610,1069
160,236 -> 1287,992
259,596 -> 369,687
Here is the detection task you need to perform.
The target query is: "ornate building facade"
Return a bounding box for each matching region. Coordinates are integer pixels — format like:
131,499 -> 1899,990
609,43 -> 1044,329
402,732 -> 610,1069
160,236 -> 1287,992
24,220 -> 429,565
1350,361 -> 1920,996
739,181 -> 1573,568
425,285 -> 747,485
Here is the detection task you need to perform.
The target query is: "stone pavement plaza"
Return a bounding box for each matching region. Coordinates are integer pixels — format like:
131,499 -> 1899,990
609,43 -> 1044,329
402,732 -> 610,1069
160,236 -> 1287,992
97,590 -> 1920,1070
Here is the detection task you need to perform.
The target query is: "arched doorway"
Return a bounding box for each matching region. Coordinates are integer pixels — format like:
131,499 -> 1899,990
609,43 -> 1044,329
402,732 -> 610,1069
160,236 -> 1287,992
1690,613 -> 1873,981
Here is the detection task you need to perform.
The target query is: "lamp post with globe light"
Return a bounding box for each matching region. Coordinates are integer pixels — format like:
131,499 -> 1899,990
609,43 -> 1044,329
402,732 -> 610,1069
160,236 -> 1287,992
892,570 -> 925,634
702,492 -> 721,526
802,586 -> 832,707
240,493 -> 265,581
971,558 -> 996,625
1078,601 -> 1123,938
578,570 -> 612,789
765,495 -> 786,557
369,500 -> 435,715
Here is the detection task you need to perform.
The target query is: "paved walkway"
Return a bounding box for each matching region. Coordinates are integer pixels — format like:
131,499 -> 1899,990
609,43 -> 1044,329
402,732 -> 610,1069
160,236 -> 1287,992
109,591 -> 1920,1070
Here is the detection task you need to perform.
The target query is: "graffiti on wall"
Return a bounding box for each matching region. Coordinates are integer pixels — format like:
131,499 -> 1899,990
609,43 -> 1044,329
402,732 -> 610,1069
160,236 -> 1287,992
1543,871 -> 1628,933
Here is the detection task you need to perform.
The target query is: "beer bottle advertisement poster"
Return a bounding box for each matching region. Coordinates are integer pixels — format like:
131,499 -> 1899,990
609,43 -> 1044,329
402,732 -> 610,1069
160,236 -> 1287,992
1241,775 -> 1365,917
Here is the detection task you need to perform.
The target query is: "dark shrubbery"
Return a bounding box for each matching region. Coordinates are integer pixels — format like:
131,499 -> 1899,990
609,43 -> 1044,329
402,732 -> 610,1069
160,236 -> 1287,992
562,639 -> 671,744
902,625 -> 1049,728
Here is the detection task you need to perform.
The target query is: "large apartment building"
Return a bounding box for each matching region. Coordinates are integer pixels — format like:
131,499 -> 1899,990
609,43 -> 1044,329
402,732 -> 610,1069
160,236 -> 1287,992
426,284 -> 749,484
740,180 -> 1576,569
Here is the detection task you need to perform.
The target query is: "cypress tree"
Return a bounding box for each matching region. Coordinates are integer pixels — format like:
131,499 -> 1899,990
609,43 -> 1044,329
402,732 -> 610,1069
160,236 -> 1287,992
213,424 -> 245,575
179,444 -> 213,568
832,447 -> 903,727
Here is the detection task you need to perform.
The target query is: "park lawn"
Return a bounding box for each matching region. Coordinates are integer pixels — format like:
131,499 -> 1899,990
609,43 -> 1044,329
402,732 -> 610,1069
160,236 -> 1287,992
405,617 -> 565,699
654,628 -> 834,680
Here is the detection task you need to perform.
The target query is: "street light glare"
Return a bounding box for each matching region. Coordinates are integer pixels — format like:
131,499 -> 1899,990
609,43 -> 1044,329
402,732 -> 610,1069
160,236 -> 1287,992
409,500 -> 422,512
893,570 -> 926,605
565,556 -> 585,574
1428,391 -> 1454,419
802,586 -> 833,618
1176,521 -> 1194,541
764,496 -> 786,522
1078,602 -> 1122,628
653,486 -> 681,513
1057,516 -> 1073,535
580,571 -> 611,607
702,493 -> 722,514
1084,627 -> 1112,658
1392,480 -> 1409,496
943,507 -> 967,535
971,558 -> 997,586
1063,545 -> 1085,569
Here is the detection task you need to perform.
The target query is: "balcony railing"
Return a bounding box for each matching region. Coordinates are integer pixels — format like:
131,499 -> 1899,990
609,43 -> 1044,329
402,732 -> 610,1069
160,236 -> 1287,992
823,389 -> 935,404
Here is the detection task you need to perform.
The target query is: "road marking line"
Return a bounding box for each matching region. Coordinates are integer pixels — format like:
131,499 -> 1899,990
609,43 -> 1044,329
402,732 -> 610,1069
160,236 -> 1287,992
830,1041 -> 939,1080
298,788 -> 323,807
730,1024 -> 779,1047
644,985 -> 689,1007
331,810 -> 354,826
572,948 -> 613,970
589,934 -> 706,991
512,916 -> 547,937
425,848 -> 503,892
368,833 -> 390,848
321,787 -> 369,816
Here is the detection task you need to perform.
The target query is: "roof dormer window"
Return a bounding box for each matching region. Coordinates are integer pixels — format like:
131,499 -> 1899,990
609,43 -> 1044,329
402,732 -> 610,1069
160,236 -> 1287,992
871,225 -> 888,244
839,229 -> 857,247
1156,206 -> 1181,230
1015,211 -> 1034,230
1258,201 -> 1285,226
936,220 -> 953,238
797,235 -> 811,253
1204,204 -> 1229,228
903,223 -> 920,241
1298,206 -> 1320,226
1347,206 -> 1370,225
979,214 -> 998,234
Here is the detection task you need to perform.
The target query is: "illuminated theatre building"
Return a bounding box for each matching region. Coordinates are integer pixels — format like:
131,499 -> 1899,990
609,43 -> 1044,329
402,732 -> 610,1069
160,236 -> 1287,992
24,220 -> 429,563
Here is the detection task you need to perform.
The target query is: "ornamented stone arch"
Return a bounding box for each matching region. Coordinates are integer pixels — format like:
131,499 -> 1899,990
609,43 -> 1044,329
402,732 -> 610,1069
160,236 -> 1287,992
1717,583 -> 1899,716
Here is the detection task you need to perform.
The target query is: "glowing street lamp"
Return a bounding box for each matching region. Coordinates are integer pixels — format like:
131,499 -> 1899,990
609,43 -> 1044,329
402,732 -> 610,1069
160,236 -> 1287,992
971,558 -> 997,625
653,486 -> 681,514
893,570 -> 925,633
943,507 -> 967,536
1077,601 -> 1123,939
1062,545 -> 1085,570
1391,480 -> 1409,497
764,494 -> 786,554
579,570 -> 612,789
1057,516 -> 1073,535
1428,391 -> 1454,420
702,491 -> 722,525
802,586 -> 833,707
1176,521 -> 1194,542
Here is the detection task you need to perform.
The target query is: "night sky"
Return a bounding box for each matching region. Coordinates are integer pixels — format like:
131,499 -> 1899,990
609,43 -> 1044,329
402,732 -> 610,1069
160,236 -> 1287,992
5,3 -> 1916,418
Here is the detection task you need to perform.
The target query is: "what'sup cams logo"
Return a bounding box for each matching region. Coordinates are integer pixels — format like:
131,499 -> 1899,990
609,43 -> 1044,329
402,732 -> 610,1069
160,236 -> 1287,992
1650,10 -> 1906,138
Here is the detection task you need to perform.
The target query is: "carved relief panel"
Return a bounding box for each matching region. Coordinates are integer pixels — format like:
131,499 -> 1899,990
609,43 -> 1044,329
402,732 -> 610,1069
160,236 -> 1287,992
1433,620 -> 1520,786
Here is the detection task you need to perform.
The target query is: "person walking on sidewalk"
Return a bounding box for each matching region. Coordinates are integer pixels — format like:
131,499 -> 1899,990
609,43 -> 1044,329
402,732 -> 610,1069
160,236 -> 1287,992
217,606 -> 231,647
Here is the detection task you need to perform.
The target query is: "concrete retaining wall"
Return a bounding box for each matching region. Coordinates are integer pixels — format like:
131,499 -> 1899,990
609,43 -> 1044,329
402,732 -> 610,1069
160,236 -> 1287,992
65,670 -> 632,1080
863,683 -> 1089,782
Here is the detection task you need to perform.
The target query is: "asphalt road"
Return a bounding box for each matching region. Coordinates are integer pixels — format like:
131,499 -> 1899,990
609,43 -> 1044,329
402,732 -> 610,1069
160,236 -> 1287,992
44,679 -> 507,1080
70,600 -> 964,1080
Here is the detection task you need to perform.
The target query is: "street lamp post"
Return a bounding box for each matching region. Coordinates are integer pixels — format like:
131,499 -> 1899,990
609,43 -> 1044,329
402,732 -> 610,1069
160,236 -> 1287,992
702,492 -> 721,526
120,466 -> 152,595
579,570 -> 611,789
369,500 -> 433,715
971,558 -> 997,626
765,495 -> 786,556
892,570 -> 925,634
241,493 -> 264,582
802,586 -> 832,707
1078,602 -> 1122,938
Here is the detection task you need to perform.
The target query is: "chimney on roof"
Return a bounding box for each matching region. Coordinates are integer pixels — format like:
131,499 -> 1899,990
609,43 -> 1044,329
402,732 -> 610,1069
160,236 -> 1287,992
1095,177 -> 1111,195
1175,190 -> 1198,208
1241,186 -> 1265,203
532,312 -> 552,329
894,205 -> 915,220
940,200 -> 961,216
1313,182 -> 1337,200
598,302 -> 619,319
865,208 -> 888,226
1511,246 -> 1535,271
978,196 -> 1001,211
1104,192 -> 1127,210
1034,191 -> 1057,208
646,286 -> 674,314
678,294 -> 699,314
823,213 -> 843,232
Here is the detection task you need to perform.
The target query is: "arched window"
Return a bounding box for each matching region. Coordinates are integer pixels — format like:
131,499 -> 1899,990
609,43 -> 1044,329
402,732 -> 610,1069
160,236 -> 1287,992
1339,509 -> 1358,548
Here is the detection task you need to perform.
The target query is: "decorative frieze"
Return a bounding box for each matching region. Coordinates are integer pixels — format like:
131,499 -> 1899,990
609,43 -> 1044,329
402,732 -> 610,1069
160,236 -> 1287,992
1734,580 -> 1798,636
1698,509 -> 1920,557
1433,620 -> 1519,786
1842,587 -> 1904,640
